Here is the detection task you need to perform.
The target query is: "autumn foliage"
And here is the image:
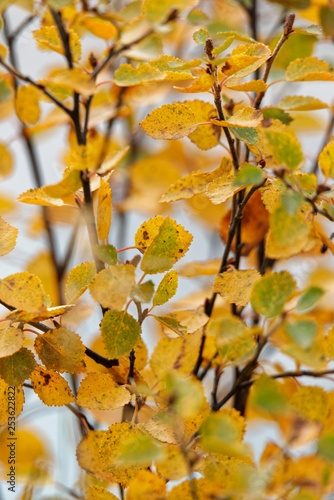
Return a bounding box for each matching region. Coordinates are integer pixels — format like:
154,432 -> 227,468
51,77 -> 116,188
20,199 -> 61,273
1,0 -> 334,498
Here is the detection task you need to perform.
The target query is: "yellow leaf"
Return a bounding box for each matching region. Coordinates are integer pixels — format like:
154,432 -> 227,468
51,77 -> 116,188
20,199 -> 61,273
18,187 -> 74,207
85,486 -> 118,500
89,265 -> 135,310
97,178 -> 112,241
0,143 -> 13,179
214,268 -> 261,307
49,68 -> 97,96
289,386 -> 329,423
114,62 -> 165,86
0,381 -> 24,426
135,215 -> 165,252
155,307 -> 208,337
150,329 -> 202,378
33,26 -> 81,61
205,165 -> 243,205
76,372 -> 131,410
225,79 -> 267,92
178,259 -> 221,277
220,42 -> 271,79
31,366 -> 74,406
0,326 -> 24,358
34,328 -> 86,373
161,162 -> 228,202
211,106 -> 263,128
86,486 -> 118,500
156,445 -> 188,479
286,56 -> 334,81
0,428 -> 50,479
26,251 -> 59,307
43,169 -> 81,199
127,469 -> 166,500
65,261 -> 96,304
186,100 -> 221,150
278,95 -> 329,111
174,73 -> 215,93
140,102 -> 198,140
15,84 -> 40,125
77,430 -> 113,481
121,155 -> 180,213
0,272 -> 47,314
77,424 -> 143,485
81,15 -> 117,39
319,141 -> 334,179
5,304 -> 74,323
0,216 -> 17,256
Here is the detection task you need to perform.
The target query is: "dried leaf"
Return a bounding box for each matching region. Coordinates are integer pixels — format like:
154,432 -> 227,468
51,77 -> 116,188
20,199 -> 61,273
34,328 -> 86,373
214,268 -> 261,307
89,265 -> 135,310
31,366 -> 74,406
76,372 -> 131,410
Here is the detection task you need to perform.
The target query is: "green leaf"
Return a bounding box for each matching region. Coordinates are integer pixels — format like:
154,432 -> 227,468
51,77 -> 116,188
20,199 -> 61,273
318,432 -> 334,461
153,270 -> 178,306
251,271 -> 296,318
0,348 -> 36,386
140,217 -> 192,274
101,310 -> 141,358
280,191 -> 304,215
233,163 -> 265,187
264,130 -> 303,170
93,244 -> 118,265
193,29 -> 209,45
199,412 -> 249,458
154,314 -> 187,337
261,108 -> 293,125
116,432 -> 164,465
284,320 -> 317,348
296,286 -> 324,312
250,374 -> 287,414
207,316 -> 255,364
230,126 -> 259,146
269,33 -> 316,70
165,372 -> 205,417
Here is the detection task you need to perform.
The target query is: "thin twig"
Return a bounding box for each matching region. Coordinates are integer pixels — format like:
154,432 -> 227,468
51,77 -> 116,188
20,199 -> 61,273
254,13 -> 295,109
0,56 -> 73,116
